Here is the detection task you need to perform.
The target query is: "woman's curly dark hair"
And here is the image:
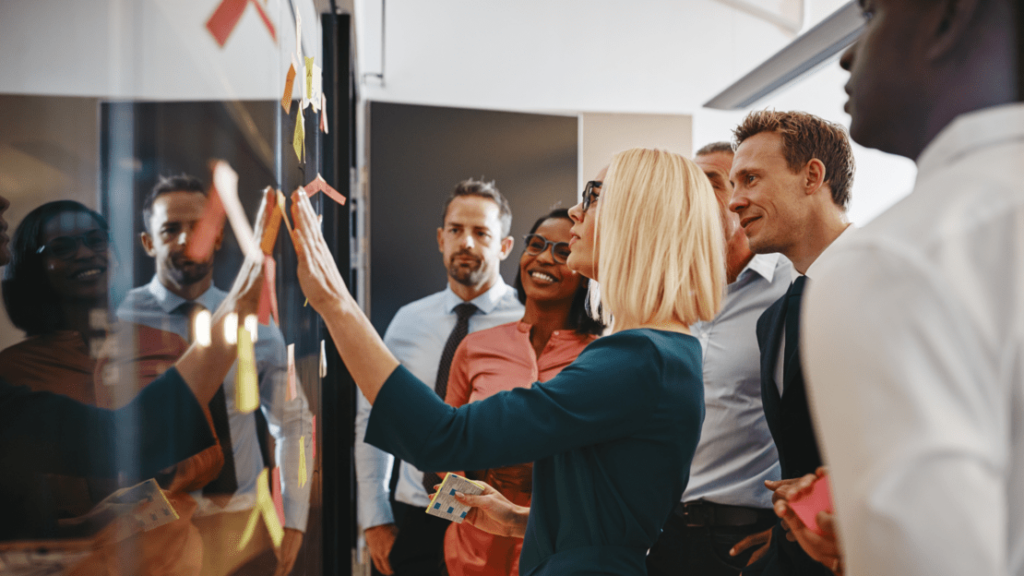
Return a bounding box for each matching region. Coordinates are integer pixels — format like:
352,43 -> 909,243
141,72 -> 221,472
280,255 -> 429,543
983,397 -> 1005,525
2,200 -> 109,336
513,208 -> 604,337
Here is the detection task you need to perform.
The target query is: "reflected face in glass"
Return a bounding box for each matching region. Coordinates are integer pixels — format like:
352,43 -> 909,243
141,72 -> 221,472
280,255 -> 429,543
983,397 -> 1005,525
0,193 -> 10,266
142,191 -> 218,288
436,195 -> 509,288
40,211 -> 110,303
519,218 -> 580,304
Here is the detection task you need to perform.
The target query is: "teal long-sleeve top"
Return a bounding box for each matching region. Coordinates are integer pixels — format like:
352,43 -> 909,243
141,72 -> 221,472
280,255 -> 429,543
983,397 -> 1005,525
366,329 -> 705,576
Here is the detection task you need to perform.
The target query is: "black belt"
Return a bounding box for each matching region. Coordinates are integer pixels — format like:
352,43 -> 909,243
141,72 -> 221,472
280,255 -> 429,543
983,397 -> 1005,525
674,500 -> 776,528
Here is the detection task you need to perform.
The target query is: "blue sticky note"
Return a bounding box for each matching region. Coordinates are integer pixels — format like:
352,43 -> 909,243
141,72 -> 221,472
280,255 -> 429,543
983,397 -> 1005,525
460,511 -> 467,519
447,507 -> 454,514
450,489 -> 457,495
434,502 -> 441,510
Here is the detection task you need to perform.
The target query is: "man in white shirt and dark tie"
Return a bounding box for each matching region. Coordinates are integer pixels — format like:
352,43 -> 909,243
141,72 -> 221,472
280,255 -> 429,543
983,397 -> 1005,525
356,179 -> 523,576
801,1 -> 1024,575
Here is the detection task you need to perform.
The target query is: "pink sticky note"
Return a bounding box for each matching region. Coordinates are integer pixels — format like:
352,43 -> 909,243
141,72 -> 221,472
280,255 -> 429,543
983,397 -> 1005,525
186,183 -> 226,261
286,343 -> 297,401
311,415 -> 317,461
257,255 -> 278,325
271,466 -> 285,526
788,475 -> 834,536
303,173 -> 346,206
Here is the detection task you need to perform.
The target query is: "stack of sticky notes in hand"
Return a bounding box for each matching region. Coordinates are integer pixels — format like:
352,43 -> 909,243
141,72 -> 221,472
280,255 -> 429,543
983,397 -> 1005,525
426,473 -> 485,524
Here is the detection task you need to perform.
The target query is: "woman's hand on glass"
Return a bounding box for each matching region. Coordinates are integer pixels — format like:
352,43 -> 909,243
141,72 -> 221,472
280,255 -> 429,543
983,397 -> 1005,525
289,189 -> 352,315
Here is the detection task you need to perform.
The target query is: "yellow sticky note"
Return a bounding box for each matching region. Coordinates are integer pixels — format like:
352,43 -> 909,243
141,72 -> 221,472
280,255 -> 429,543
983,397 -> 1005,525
236,327 -> 259,414
238,468 -> 284,551
237,504 -> 261,551
293,113 -> 305,163
298,435 -> 308,488
305,56 -> 314,100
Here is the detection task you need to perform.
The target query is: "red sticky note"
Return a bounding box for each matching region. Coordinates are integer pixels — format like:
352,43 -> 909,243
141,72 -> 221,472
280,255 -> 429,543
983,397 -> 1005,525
281,63 -> 296,114
303,173 -> 347,206
207,0 -> 276,48
788,475 -> 834,536
185,182 -> 226,261
257,255 -> 278,325
311,415 -> 316,461
271,466 -> 285,526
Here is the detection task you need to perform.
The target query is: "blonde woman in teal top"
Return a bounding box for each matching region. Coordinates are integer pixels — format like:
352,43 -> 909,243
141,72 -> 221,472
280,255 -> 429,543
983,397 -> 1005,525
291,148 -> 726,575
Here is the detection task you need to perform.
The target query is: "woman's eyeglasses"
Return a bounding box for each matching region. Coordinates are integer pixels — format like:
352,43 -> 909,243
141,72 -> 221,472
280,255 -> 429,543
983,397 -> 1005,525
581,180 -> 602,213
524,234 -> 571,264
36,230 -> 109,260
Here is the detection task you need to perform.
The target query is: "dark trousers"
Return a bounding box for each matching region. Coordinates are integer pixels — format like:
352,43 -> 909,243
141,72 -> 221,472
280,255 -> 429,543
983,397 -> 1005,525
387,501 -> 450,576
647,506 -> 777,576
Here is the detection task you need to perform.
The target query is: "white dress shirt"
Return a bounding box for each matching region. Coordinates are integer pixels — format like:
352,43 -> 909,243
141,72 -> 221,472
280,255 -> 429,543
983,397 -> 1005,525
803,103 -> 1024,576
118,277 -> 313,530
354,281 -> 524,529
683,253 -> 791,508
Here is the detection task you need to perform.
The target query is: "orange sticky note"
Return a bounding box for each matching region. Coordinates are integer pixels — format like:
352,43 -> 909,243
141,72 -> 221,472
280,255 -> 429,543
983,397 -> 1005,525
304,173 -> 347,206
311,415 -> 317,461
236,326 -> 259,414
298,435 -> 308,488
257,255 -> 278,325
185,180 -> 226,261
281,63 -> 296,114
286,343 -> 297,401
271,467 -> 285,526
319,93 -> 328,134
260,187 -> 283,255
788,475 -> 835,536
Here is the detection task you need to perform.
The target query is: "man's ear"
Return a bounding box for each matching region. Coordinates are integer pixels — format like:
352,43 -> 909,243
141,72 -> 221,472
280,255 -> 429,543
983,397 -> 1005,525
804,159 -> 827,197
926,0 -> 983,62
140,231 -> 156,257
499,236 -> 515,260
437,227 -> 445,253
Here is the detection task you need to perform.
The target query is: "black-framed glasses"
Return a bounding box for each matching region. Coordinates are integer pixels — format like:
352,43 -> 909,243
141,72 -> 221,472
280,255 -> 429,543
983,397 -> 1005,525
581,180 -> 602,213
36,230 -> 109,260
523,234 -> 571,264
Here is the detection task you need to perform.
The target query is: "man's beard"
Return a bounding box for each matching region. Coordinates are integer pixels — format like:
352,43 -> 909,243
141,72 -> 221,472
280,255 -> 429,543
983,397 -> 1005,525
447,251 -> 485,286
168,258 -> 213,286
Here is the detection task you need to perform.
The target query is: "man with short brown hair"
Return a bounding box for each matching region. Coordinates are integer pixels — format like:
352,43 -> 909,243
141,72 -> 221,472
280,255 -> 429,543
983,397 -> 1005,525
727,110 -> 855,576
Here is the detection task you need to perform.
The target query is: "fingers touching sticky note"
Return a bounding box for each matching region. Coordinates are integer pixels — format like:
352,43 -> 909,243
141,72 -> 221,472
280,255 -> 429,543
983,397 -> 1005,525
236,326 -> 259,414
788,475 -> 835,536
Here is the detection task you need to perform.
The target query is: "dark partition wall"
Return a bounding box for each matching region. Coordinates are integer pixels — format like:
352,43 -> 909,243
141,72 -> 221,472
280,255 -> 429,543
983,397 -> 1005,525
368,103 -> 578,335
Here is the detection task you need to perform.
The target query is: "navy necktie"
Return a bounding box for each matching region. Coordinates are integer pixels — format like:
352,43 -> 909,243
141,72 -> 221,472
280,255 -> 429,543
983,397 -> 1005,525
782,275 -> 807,389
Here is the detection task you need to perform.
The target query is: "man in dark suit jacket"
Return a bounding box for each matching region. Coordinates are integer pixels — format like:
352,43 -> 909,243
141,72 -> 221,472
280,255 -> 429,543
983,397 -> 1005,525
725,110 -> 856,576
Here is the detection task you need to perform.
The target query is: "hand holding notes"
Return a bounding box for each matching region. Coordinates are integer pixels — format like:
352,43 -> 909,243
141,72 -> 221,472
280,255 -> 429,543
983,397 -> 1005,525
768,467 -> 843,575
446,480 -> 530,539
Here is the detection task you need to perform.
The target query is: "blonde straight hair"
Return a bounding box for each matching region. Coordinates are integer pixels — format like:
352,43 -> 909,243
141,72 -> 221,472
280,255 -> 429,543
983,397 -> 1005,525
590,148 -> 725,332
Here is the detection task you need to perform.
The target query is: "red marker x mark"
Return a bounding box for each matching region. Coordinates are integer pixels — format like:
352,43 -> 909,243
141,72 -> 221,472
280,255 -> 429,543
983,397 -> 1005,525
207,0 -> 277,48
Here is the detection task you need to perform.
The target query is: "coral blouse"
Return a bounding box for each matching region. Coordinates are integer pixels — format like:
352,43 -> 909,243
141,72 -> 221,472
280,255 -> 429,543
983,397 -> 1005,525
443,321 -> 596,576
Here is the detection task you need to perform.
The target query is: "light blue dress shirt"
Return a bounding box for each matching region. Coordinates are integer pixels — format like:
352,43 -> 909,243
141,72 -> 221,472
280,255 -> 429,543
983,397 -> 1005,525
682,253 -> 792,508
117,277 -> 313,530
355,281 -> 524,529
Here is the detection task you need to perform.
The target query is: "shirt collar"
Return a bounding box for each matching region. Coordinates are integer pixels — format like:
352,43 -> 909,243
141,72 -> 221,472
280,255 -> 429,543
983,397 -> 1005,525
442,280 -> 514,315
738,253 -> 781,284
805,224 -> 857,281
916,103 -> 1024,177
146,276 -> 222,313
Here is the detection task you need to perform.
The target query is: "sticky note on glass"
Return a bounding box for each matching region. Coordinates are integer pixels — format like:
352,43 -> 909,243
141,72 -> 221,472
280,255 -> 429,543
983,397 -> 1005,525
788,475 -> 835,536
304,173 -> 347,206
238,468 -> 283,550
271,466 -> 285,526
281,62 -> 296,114
298,435 -> 308,487
258,255 -> 278,326
426,473 -> 485,524
260,187 -> 283,255
293,113 -> 305,163
311,64 -> 322,111
286,343 -> 297,401
305,56 -> 314,101
236,326 -> 259,414
185,179 -> 226,261
320,93 -> 328,134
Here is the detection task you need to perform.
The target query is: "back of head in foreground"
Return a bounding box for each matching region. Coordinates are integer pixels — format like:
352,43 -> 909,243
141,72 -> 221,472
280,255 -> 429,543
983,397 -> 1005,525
592,148 -> 725,333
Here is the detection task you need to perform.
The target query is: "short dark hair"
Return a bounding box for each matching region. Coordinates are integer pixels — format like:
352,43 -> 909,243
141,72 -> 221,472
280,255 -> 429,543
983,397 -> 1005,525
441,178 -> 512,238
695,141 -> 735,156
733,110 -> 855,209
2,201 -> 109,336
513,209 -> 605,337
143,174 -> 206,233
